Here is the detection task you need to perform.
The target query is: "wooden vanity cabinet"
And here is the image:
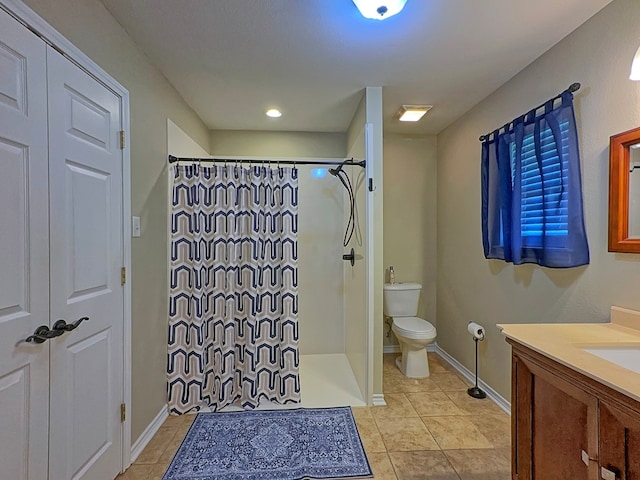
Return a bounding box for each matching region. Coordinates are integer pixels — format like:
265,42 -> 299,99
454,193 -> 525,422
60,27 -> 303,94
509,339 -> 640,480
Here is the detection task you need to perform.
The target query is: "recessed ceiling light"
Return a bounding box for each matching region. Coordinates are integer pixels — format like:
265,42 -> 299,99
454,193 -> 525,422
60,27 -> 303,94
396,105 -> 432,122
266,108 -> 282,118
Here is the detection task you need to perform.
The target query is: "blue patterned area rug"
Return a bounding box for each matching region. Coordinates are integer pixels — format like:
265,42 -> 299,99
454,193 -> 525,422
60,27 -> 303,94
162,407 -> 372,480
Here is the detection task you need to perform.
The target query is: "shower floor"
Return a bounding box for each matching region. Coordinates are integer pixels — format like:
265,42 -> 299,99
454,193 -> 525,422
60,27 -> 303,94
299,353 -> 366,408
216,353 -> 366,412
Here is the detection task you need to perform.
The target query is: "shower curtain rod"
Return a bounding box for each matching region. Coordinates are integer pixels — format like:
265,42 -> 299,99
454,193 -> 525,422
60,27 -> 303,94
168,155 -> 366,168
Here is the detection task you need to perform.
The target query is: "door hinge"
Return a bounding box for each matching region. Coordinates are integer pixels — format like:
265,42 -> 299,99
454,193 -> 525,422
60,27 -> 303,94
121,267 -> 126,286
120,403 -> 126,423
119,130 -> 125,150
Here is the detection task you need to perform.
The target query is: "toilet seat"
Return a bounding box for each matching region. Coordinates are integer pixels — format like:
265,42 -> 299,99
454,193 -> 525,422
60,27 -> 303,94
392,317 -> 436,339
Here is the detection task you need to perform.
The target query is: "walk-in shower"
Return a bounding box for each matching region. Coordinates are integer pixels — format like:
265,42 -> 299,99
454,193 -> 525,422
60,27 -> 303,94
166,154 -> 370,412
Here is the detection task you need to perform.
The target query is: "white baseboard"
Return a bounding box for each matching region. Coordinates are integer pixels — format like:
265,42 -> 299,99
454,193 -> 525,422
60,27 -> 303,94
130,405 -> 169,463
383,344 -> 400,353
371,393 -> 386,406
383,344 -> 436,354
434,344 -> 511,414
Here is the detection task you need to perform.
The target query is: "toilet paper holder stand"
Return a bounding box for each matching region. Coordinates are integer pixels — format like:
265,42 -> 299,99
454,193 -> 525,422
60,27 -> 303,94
467,322 -> 487,399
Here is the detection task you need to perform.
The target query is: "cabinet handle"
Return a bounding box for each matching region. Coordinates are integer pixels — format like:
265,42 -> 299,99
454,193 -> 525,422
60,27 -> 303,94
601,467 -> 618,480
581,450 -> 597,466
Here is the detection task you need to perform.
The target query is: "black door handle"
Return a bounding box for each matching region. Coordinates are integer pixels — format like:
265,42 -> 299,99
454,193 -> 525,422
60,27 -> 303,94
52,316 -> 89,333
26,316 -> 89,344
26,325 -> 65,344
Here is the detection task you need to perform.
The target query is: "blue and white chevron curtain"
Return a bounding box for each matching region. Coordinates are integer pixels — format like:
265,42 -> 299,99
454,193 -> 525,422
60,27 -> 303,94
168,164 -> 300,413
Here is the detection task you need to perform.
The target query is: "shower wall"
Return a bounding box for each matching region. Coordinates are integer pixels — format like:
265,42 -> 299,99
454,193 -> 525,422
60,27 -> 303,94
344,93 -> 369,399
297,166 -> 345,354
209,130 -> 349,354
344,131 -> 368,396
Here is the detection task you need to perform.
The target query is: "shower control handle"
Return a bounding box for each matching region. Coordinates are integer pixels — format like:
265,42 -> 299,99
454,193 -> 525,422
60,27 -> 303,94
342,248 -> 355,267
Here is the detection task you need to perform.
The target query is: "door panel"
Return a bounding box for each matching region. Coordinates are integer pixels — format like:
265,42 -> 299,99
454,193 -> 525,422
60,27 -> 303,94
0,139 -> 29,313
66,87 -> 112,151
65,162 -> 111,299
0,37 -> 27,113
47,47 -> 123,480
67,330 -> 113,476
0,8 -> 49,480
0,367 -> 34,480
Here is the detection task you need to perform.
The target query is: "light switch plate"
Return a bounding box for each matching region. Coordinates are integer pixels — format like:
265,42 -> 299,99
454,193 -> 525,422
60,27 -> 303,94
132,216 -> 141,237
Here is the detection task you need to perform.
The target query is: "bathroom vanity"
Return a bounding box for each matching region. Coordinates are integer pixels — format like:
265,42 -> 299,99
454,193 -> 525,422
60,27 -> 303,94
499,307 -> 640,480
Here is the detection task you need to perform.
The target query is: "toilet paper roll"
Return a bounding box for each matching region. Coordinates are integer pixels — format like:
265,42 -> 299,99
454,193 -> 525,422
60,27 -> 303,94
467,321 -> 485,340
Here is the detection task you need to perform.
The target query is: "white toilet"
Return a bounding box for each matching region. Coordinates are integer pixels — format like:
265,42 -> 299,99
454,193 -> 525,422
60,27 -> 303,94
383,282 -> 437,378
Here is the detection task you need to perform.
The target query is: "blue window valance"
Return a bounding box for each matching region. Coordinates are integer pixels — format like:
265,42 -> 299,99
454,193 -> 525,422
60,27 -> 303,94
481,89 -> 589,268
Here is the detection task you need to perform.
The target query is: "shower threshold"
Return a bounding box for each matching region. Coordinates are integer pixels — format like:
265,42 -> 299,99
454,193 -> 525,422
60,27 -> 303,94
213,353 -> 366,413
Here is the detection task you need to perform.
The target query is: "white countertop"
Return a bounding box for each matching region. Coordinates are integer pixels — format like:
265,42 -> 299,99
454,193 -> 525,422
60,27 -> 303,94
498,306 -> 640,403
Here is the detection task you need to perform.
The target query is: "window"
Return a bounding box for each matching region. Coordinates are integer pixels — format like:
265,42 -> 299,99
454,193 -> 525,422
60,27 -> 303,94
509,120 -> 569,248
481,90 -> 589,268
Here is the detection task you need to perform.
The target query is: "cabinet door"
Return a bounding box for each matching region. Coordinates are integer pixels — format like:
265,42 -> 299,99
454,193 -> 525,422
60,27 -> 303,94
514,353 -> 599,480
599,401 -> 640,480
0,8 -> 50,480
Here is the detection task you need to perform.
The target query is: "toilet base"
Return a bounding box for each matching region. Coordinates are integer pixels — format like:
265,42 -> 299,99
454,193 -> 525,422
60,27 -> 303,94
395,347 -> 430,378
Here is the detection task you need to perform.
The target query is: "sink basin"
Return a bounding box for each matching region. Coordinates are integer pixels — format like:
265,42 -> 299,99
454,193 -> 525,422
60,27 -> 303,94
581,345 -> 640,375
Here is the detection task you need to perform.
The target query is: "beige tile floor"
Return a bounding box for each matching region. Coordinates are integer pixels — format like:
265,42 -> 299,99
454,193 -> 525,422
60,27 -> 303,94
117,352 -> 511,480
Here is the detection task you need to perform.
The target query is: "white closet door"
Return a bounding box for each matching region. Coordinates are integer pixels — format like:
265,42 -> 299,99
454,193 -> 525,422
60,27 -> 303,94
47,47 -> 124,480
0,8 -> 50,480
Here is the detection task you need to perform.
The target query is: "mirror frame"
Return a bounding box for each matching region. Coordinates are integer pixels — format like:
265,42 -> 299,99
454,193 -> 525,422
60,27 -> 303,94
609,126 -> 640,253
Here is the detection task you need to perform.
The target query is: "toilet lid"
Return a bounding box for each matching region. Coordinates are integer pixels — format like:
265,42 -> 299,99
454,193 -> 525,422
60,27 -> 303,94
393,317 -> 436,336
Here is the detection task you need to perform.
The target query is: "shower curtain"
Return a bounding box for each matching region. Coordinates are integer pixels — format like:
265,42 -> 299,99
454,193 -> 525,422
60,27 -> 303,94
167,164 -> 300,413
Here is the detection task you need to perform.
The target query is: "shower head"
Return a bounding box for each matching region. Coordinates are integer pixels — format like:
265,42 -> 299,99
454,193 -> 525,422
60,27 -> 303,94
329,159 -> 366,176
328,164 -> 344,176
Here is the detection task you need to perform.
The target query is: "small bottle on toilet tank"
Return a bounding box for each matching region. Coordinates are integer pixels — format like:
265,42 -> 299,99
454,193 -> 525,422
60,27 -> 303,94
389,266 -> 396,284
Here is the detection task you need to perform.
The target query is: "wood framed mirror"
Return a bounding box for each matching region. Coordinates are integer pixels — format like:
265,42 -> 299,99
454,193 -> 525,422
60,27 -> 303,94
609,126 -> 640,253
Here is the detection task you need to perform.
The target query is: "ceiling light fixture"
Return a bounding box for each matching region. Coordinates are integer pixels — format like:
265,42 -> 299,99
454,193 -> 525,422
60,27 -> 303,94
352,0 -> 408,20
631,44 -> 640,81
266,108 -> 282,118
396,105 -> 432,122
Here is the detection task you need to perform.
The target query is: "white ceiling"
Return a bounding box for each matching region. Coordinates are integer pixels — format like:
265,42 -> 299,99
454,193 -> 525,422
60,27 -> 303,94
100,0 -> 613,135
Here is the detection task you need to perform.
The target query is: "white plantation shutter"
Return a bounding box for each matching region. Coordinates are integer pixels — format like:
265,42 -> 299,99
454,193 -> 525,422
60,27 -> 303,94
510,120 -> 569,246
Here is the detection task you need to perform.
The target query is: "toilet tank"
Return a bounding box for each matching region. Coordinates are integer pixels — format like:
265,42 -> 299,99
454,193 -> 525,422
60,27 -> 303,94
383,283 -> 422,317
